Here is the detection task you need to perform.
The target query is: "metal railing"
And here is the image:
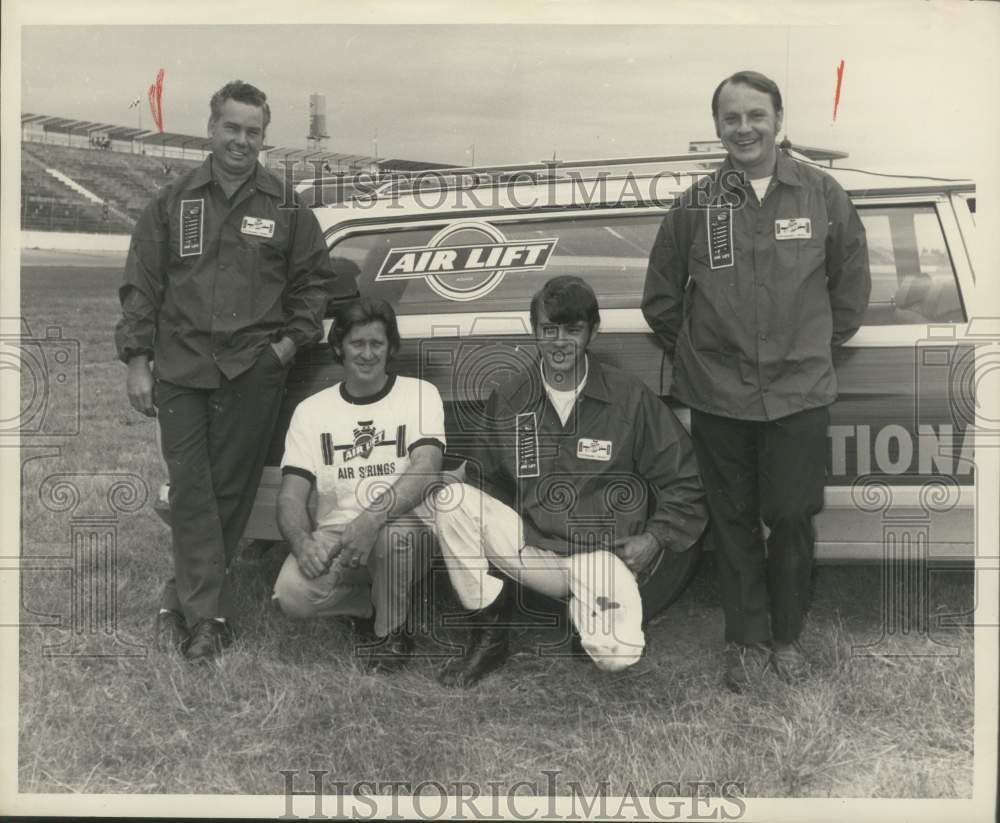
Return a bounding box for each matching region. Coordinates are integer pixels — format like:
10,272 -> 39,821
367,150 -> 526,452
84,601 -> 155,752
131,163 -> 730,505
21,200 -> 132,235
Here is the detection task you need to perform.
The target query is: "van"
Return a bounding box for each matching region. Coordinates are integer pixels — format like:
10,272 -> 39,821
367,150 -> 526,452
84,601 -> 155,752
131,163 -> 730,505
237,148 -> 979,616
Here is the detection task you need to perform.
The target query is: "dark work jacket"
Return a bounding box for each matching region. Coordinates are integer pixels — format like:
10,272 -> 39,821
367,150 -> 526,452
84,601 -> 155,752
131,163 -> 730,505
115,155 -> 337,388
472,357 -> 707,556
642,150 -> 871,421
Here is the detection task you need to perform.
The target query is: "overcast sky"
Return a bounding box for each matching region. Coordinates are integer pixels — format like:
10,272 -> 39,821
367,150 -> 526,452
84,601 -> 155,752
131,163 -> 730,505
16,7 -> 1000,180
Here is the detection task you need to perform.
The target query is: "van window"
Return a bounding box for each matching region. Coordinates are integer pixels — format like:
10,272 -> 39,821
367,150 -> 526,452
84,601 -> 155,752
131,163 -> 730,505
858,204 -> 965,325
328,214 -> 664,315
328,204 -> 967,325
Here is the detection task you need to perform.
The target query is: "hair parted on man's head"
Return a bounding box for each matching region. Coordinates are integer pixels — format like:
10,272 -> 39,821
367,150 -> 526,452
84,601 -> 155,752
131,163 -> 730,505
327,297 -> 401,364
711,70 -> 783,120
209,80 -> 271,130
529,275 -> 601,331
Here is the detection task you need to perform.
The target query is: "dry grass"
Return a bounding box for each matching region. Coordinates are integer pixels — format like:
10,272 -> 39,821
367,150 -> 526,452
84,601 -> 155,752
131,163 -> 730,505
16,263 -> 975,799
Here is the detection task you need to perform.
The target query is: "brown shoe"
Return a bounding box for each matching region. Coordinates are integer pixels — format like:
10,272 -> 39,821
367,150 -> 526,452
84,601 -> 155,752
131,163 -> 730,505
183,618 -> 234,662
771,641 -> 811,684
724,641 -> 771,693
155,609 -> 188,654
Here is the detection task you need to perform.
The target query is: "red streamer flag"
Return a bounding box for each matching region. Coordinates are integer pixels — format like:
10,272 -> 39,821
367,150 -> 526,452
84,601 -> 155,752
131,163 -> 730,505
832,59 -> 845,122
148,69 -> 165,132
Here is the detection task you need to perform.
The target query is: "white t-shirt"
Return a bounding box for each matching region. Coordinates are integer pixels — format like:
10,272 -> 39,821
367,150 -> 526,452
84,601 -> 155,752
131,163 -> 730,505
750,175 -> 772,203
541,357 -> 588,426
281,374 -> 446,528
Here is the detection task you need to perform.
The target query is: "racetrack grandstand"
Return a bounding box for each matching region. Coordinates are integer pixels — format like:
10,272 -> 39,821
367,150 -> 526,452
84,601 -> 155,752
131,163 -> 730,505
21,112 -> 453,236
22,142 -> 201,233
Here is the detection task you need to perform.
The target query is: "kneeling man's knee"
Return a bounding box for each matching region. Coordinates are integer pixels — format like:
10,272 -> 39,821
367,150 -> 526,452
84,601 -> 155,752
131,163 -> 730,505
273,558 -> 318,620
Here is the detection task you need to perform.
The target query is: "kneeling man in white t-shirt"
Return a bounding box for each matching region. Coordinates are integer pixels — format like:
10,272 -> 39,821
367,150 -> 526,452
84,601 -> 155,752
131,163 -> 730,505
273,297 -> 446,673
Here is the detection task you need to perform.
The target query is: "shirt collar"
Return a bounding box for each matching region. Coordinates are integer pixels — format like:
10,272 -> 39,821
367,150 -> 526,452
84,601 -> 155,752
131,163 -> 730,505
253,163 -> 284,197
578,356 -> 612,404
540,355 -> 589,396
340,373 -> 396,405
185,156 -> 215,191
716,148 -> 803,193
507,355 -> 612,410
183,155 -> 283,197
537,356 -> 613,405
773,149 -> 804,187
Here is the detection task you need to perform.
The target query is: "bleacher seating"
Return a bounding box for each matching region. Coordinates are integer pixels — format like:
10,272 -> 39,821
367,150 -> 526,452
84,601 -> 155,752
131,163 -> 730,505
21,130 -> 449,236
21,156 -> 134,234
21,142 -> 202,232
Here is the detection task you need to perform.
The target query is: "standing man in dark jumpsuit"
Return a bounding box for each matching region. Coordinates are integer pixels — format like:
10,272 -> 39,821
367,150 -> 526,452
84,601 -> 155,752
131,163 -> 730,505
642,71 -> 870,691
116,80 -> 337,661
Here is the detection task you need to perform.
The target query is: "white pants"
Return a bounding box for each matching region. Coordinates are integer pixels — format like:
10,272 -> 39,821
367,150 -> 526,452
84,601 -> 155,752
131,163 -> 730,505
432,483 -> 644,671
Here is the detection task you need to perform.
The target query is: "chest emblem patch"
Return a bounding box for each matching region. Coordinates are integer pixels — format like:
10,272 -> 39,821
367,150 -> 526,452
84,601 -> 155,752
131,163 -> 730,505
180,199 -> 204,257
775,217 -> 812,240
516,413 -> 540,478
707,205 -> 734,269
241,215 -> 276,238
577,438 -> 612,462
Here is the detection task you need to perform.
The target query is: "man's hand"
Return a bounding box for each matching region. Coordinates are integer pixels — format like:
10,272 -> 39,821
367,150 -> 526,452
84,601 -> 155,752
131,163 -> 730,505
126,355 -> 155,417
614,533 -> 660,576
294,529 -> 341,580
270,336 -> 297,367
336,511 -> 384,572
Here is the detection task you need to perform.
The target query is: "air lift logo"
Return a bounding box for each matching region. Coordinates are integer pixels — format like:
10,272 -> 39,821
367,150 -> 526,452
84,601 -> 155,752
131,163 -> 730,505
375,221 -> 558,302
344,421 -> 385,462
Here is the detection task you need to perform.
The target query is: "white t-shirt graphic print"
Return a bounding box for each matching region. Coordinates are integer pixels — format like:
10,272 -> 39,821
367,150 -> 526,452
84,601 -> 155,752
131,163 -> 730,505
281,375 -> 446,528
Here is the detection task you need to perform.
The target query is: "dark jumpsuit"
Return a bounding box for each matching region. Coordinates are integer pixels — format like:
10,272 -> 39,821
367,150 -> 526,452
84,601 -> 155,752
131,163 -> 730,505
115,156 -> 337,624
643,150 -> 871,644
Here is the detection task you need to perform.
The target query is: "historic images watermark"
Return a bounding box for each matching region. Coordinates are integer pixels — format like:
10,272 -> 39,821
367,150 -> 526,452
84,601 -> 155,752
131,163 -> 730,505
277,768 -> 747,821
847,320 -> 1000,654
277,159 -> 751,212
0,317 -> 80,439
4,317 -> 147,657
27,471 -> 149,658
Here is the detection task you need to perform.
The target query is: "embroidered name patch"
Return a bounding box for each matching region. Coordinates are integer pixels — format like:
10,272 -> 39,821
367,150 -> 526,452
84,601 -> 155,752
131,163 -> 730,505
516,413 -> 539,478
577,438 -> 612,462
180,199 -> 204,257
707,206 -> 734,269
241,216 -> 276,238
775,217 -> 812,240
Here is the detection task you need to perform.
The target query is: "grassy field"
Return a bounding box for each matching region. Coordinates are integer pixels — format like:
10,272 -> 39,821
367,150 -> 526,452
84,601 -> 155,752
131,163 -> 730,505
16,262 -> 975,799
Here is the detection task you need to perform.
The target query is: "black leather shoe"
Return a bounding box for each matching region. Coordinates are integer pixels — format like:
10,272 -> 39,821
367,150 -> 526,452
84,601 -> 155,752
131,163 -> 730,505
438,583 -> 513,688
357,625 -> 416,675
183,619 -> 234,662
156,609 -> 188,653
351,616 -> 378,645
570,629 -> 589,662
